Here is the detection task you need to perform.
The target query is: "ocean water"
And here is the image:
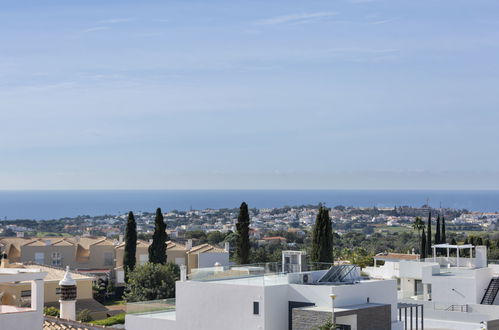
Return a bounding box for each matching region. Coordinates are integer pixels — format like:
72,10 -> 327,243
0,190 -> 498,220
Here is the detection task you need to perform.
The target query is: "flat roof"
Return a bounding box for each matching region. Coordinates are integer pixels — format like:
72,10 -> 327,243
432,244 -> 474,249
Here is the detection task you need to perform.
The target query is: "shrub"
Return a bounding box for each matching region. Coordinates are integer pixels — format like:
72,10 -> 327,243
77,309 -> 92,322
90,313 -> 125,326
44,306 -> 60,317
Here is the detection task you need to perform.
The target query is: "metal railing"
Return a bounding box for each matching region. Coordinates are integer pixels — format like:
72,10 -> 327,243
445,304 -> 469,312
187,262 -> 332,284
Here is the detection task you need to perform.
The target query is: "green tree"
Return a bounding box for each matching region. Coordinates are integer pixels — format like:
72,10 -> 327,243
426,211 -> 432,256
441,215 -> 446,244
124,211 -> 137,282
412,216 -> 424,252
421,228 -> 427,259
77,309 -> 92,322
124,262 -> 179,302
235,202 -> 251,264
149,208 -> 168,264
311,206 -> 333,263
435,214 -> 441,244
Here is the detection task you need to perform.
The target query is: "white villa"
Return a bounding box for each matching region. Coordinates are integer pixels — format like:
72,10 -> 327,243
364,243 -> 499,329
126,252 -> 404,330
0,265 -> 47,330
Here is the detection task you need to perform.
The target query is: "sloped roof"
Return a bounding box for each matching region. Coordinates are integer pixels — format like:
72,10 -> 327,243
44,316 -> 112,330
23,264 -> 94,281
167,241 -> 186,251
187,243 -> 226,254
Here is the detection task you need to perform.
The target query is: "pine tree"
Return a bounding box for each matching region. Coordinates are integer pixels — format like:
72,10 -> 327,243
124,211 -> 137,282
311,206 -> 334,263
441,215 -> 446,244
435,214 -> 441,244
426,211 -> 432,256
235,202 -> 251,264
149,208 -> 168,264
421,228 -> 427,259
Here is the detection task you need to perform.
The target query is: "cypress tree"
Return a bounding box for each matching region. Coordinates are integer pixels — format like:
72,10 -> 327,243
235,202 -> 251,264
311,206 -> 333,263
149,208 -> 168,264
441,215 -> 446,244
426,211 -> 432,256
435,214 -> 441,244
421,228 -> 427,259
124,211 -> 137,282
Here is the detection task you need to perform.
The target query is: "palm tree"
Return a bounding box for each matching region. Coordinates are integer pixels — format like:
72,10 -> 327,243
413,217 -> 425,253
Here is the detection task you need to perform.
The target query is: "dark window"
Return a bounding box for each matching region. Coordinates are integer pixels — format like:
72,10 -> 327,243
21,290 -> 31,297
56,287 -> 61,294
253,301 -> 259,315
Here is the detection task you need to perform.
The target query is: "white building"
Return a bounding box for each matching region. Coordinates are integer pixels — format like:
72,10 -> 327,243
0,266 -> 47,330
364,244 -> 499,329
126,261 -> 404,330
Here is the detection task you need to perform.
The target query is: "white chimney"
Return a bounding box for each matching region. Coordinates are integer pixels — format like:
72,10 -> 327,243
186,239 -> 192,251
59,266 -> 77,321
118,235 -> 124,244
224,242 -> 230,253
180,265 -> 187,281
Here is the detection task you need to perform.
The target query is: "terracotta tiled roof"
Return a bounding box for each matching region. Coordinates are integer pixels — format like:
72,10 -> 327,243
187,243 -> 226,254
43,316 -> 116,330
374,253 -> 420,261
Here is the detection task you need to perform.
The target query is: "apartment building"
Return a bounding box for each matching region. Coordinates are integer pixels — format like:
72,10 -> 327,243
1,237 -> 229,286
0,237 -> 116,276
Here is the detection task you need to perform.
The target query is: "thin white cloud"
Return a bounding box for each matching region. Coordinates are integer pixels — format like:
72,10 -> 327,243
98,18 -> 133,24
84,26 -> 109,33
256,12 -> 336,26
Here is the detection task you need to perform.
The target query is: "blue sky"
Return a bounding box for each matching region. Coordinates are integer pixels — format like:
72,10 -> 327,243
1,0 -> 499,189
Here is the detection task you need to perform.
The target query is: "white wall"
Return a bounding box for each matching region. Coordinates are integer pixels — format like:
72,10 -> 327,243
0,310 -> 43,330
198,252 -> 229,268
288,280 -> 399,323
429,268 -> 493,305
264,285 -> 289,330
399,261 -> 439,280
174,280 -> 265,330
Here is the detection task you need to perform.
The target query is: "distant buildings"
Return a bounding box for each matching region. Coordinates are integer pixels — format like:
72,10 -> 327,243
0,236 -> 229,288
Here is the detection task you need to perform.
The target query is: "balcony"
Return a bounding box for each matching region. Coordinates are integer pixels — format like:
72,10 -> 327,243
126,298 -> 176,319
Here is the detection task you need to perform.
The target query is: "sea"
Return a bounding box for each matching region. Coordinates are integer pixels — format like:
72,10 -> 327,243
0,190 -> 498,220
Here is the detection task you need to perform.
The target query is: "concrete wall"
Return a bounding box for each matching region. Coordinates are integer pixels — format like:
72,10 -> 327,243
288,280 -> 399,324
264,284 -> 289,330
399,261 -> 439,280
174,280 -> 265,330
0,310 -> 43,330
292,304 -> 391,330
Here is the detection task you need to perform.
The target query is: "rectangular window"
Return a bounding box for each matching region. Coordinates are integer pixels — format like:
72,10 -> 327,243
253,301 -> 259,315
21,290 -> 31,297
56,287 -> 61,295
52,252 -> 62,266
104,252 -> 114,266
34,252 -> 45,264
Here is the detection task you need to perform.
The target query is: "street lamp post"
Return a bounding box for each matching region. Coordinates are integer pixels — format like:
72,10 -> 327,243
329,293 -> 337,328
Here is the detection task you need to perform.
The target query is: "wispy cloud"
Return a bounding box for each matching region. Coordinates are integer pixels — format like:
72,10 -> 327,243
84,26 -> 109,33
256,12 -> 336,26
98,18 -> 133,24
